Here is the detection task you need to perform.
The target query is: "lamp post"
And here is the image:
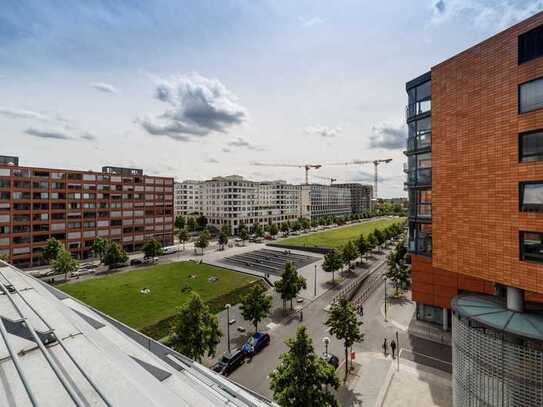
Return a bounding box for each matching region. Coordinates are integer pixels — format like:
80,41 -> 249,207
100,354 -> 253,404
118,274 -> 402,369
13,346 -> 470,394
396,331 -> 400,371
384,275 -> 388,322
225,304 -> 231,354
314,264 -> 317,297
323,336 -> 330,356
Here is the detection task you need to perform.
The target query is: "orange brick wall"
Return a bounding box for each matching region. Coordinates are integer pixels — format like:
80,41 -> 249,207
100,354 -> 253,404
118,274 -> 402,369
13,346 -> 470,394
428,12 -> 543,297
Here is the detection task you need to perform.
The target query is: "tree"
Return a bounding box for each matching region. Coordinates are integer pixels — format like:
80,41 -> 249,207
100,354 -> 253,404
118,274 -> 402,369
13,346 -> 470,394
325,297 -> 364,381
300,218 -> 311,230
356,235 -> 370,262
280,222 -> 290,236
341,241 -> 358,271
52,248 -> 78,281
196,215 -> 208,230
239,228 -> 249,245
311,219 -> 319,229
92,237 -> 108,263
270,325 -> 338,407
292,221 -> 301,232
218,232 -> 228,250
186,217 -> 196,232
322,249 -> 343,284
171,293 -> 222,362
194,230 -> 210,255
0,253 -> 8,262
269,223 -> 279,237
274,262 -> 307,311
221,223 -> 232,237
103,241 -> 128,267
385,239 -> 410,297
175,215 -> 186,230
254,223 -> 264,238
240,284 -> 272,333
143,239 -> 163,258
178,229 -> 189,250
373,228 -> 386,250
43,237 -> 63,263
367,232 -> 378,253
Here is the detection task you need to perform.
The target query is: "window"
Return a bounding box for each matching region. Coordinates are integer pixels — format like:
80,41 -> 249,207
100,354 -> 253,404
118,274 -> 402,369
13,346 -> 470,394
519,25 -> 543,64
520,231 -> 543,263
520,130 -> 543,162
519,78 -> 543,113
520,182 -> 543,212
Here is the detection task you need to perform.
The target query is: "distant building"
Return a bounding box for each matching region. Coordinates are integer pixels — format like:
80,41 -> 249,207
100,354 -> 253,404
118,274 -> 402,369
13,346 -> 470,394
174,180 -> 203,216
335,183 -> 373,214
303,184 -> 352,220
0,157 -> 174,268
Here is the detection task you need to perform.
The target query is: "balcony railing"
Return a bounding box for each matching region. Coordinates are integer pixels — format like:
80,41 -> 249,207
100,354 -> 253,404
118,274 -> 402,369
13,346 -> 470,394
406,168 -> 432,188
406,99 -> 431,120
406,131 -> 431,153
409,203 -> 432,219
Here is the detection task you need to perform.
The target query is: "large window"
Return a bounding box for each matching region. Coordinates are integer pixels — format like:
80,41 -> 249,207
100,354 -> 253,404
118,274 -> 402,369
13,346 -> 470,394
520,182 -> 543,212
407,80 -> 431,118
520,231 -> 543,264
519,78 -> 543,113
519,25 -> 543,65
520,130 -> 543,162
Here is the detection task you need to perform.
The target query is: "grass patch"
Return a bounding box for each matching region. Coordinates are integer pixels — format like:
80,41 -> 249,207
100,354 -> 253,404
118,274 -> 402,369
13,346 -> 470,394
58,261 -> 258,334
278,218 -> 405,250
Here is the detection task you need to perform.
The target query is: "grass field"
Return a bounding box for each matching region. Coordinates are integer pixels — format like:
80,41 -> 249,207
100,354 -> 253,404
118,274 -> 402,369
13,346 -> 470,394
58,262 -> 257,333
278,217 -> 405,250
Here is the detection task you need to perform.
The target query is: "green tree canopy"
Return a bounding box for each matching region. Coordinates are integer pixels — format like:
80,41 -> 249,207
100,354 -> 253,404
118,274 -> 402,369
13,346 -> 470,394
196,215 -> 208,230
356,235 -> 370,261
143,239 -> 163,258
239,228 -> 249,243
171,293 -> 222,362
52,248 -> 78,281
43,237 -> 63,263
175,215 -> 186,230
103,241 -> 128,267
92,237 -> 108,263
322,249 -> 343,283
178,229 -> 189,250
269,223 -> 279,237
194,230 -> 210,254
221,223 -> 232,237
373,228 -> 386,248
218,232 -> 228,250
280,222 -> 290,234
186,217 -> 197,232
385,238 -> 410,297
240,284 -> 272,333
341,241 -> 358,270
325,297 -> 364,380
270,325 -> 339,407
366,232 -> 378,252
275,262 -> 307,311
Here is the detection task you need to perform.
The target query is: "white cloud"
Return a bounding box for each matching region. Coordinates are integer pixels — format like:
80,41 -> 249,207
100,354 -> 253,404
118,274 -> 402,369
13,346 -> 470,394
139,73 -> 248,142
0,108 -> 50,121
304,125 -> 341,138
25,127 -> 71,140
226,137 -> 265,151
205,157 -> 219,163
298,16 -> 325,27
430,0 -> 543,31
91,82 -> 119,94
369,121 -> 406,150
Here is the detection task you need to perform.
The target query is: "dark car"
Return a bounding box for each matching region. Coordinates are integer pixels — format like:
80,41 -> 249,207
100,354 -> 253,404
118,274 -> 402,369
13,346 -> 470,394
322,353 -> 339,369
212,349 -> 245,376
242,332 -> 270,355
108,262 -> 128,270
130,258 -> 143,266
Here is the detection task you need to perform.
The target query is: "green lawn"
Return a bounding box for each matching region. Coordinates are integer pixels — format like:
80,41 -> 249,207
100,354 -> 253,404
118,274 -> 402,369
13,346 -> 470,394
278,218 -> 405,250
58,262 -> 256,331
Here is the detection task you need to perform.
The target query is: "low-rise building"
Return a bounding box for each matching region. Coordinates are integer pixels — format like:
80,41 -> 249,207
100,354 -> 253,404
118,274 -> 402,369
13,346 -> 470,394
0,157 -> 174,268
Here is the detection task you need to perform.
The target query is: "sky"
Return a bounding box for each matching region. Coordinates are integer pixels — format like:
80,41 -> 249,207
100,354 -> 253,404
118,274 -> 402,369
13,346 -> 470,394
1,0 -> 542,198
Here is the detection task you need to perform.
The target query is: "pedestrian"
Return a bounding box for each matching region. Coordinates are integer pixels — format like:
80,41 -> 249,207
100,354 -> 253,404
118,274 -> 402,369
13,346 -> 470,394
390,339 -> 397,359
382,338 -> 388,356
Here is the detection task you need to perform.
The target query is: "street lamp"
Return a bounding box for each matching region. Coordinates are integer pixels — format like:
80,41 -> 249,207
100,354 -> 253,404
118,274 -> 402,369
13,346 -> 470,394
314,264 -> 317,297
384,275 -> 388,322
225,304 -> 231,354
322,336 -> 330,356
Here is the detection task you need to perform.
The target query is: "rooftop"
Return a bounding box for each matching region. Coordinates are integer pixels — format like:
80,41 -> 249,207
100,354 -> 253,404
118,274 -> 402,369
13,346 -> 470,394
0,261 -> 275,407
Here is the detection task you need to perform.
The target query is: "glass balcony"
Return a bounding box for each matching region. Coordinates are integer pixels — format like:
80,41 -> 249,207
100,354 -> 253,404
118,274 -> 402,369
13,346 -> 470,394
406,99 -> 431,120
406,168 -> 432,187
408,223 -> 432,257
407,131 -> 431,153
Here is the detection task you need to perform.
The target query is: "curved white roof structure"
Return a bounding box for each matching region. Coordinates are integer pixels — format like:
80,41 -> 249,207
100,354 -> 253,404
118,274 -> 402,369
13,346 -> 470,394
0,261 -> 276,407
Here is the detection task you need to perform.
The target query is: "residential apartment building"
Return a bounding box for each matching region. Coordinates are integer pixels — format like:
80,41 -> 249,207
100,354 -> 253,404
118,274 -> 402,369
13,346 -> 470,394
202,175 -> 301,233
405,12 -> 543,406
174,180 -> 203,216
335,183 -> 373,214
303,184 -> 351,220
0,158 -> 174,268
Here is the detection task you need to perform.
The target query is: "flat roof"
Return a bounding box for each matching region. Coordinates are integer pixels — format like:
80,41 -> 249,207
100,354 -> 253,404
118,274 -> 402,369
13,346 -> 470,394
0,261 -> 276,407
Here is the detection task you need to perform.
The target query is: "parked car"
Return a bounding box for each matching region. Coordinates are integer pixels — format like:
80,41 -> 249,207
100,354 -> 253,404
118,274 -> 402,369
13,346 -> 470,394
109,263 -> 128,270
162,246 -> 178,255
130,258 -> 143,266
242,332 -> 271,356
143,256 -> 159,265
322,353 -> 339,369
212,349 -> 245,376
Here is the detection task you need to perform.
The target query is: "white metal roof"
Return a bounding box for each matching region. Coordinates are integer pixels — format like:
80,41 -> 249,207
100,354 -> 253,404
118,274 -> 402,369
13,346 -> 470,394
0,261 -> 276,407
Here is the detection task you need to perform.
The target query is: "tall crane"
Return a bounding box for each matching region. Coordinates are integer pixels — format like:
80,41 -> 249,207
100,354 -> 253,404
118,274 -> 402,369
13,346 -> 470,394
250,162 -> 322,184
328,158 -> 392,198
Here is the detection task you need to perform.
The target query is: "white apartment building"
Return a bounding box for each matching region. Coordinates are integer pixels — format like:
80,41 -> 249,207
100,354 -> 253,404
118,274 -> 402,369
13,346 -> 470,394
303,184 -> 352,220
174,180 -> 203,216
202,175 -> 302,233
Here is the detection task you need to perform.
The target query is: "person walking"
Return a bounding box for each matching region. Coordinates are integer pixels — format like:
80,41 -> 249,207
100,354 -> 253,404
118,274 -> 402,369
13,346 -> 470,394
382,338 -> 388,356
390,338 -> 397,359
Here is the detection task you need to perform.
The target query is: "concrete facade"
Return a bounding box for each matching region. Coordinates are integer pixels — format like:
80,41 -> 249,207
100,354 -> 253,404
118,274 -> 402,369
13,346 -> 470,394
335,183 -> 373,214
174,180 -> 203,216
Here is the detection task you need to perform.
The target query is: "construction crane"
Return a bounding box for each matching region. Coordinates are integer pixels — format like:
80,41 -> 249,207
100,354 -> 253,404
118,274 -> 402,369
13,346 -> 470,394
328,158 -> 393,199
312,175 -> 337,185
250,162 -> 322,184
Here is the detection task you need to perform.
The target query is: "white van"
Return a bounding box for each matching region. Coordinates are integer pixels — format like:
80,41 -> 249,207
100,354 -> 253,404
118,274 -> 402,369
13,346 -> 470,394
162,246 -> 178,255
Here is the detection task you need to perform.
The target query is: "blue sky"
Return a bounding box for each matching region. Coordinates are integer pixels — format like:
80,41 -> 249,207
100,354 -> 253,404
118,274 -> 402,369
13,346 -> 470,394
1,0 -> 542,197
